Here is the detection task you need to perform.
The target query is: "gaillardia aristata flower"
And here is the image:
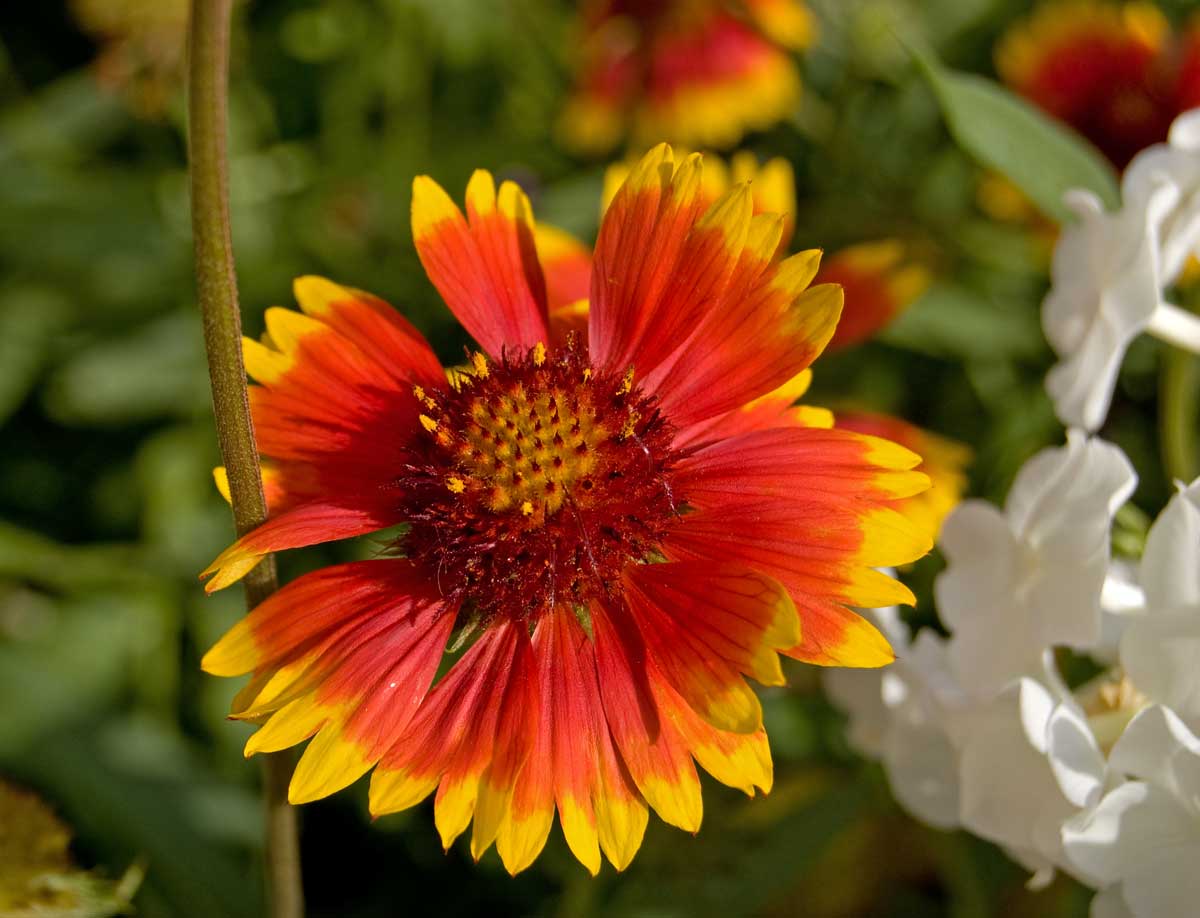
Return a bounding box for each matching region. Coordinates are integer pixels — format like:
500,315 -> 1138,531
996,0 -> 1200,168
200,145 -> 932,875
560,0 -> 815,153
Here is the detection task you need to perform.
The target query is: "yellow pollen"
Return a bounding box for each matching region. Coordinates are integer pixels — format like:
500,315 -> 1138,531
582,368 -> 592,382
618,368 -> 634,395
412,385 -> 436,409
471,352 -> 489,378
532,342 -> 546,366
419,414 -> 438,433
620,410 -> 640,439
520,500 -> 534,516
446,476 -> 466,494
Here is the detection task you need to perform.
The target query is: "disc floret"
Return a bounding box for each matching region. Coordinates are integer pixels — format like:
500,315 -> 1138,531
400,338 -> 679,623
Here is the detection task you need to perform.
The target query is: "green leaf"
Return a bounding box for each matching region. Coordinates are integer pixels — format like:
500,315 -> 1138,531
879,283 -> 1046,361
912,50 -> 1119,223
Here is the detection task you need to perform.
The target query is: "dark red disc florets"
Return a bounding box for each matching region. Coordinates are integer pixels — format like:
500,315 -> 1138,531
396,338 -> 680,625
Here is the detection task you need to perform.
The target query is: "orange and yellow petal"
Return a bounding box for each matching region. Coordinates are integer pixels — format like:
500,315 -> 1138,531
594,148 -> 835,425
589,144 -> 707,370
200,499 -> 404,592
650,244 -> 839,429
203,561 -> 453,800
235,282 -> 438,519
652,672 -> 773,797
666,427 -> 932,666
534,222 -> 593,313
533,222 -> 593,347
676,369 -> 831,447
592,601 -> 704,833
499,608 -> 649,876
412,171 -> 549,357
836,411 -> 972,538
603,150 -> 796,251
730,151 -> 796,251
819,240 -> 931,351
632,12 -> 802,152
623,562 -> 798,733
369,622 -> 536,853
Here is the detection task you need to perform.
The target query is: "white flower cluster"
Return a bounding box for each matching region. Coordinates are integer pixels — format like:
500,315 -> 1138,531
825,108 -> 1200,918
1044,109 -> 1200,431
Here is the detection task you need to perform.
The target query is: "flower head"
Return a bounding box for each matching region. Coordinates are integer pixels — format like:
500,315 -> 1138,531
996,1 -> 1200,168
200,146 -> 932,874
560,0 -> 815,154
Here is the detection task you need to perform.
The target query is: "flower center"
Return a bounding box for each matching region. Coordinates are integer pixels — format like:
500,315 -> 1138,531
399,339 -> 680,623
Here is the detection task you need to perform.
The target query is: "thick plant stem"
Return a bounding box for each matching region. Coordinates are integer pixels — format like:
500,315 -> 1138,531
1161,342 -> 1200,485
187,2 -> 304,916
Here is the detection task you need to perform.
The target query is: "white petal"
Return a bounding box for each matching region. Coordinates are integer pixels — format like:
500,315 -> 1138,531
1042,180 -> 1174,430
1168,108 -> 1200,151
883,714 -> 961,829
1140,478 -> 1200,611
1089,885 -> 1133,918
1047,702 -> 1107,808
1119,845 -> 1200,918
1107,704 -> 1200,797
959,680 -> 1074,862
935,501 -> 1018,638
823,667 -> 888,758
1064,781 -> 1200,918
1119,614 -> 1200,727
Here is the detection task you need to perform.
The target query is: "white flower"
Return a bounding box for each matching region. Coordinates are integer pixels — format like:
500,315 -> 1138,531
957,673 -> 1086,887
1042,180 -> 1179,431
1062,705 -> 1200,918
936,431 -> 1136,697
1119,478 -> 1200,730
1123,109 -> 1200,285
823,606 -> 964,829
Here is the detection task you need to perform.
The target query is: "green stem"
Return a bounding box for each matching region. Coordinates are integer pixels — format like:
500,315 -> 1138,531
187,2 -> 304,916
1161,342 -> 1200,484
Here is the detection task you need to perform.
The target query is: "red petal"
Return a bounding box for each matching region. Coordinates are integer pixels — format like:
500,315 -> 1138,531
623,562 -> 798,733
647,250 -> 841,429
200,498 -> 404,592
674,426 -> 930,507
370,623 -> 537,852
242,293 -> 431,515
292,276 -> 445,389
202,560 -> 453,801
412,172 -> 549,357
589,146 -> 707,373
501,608 -> 647,875
592,600 -> 703,832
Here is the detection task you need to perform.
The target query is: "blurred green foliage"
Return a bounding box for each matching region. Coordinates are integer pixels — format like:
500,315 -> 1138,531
0,1 -> 1183,916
